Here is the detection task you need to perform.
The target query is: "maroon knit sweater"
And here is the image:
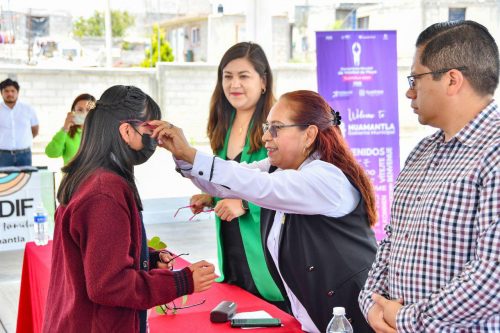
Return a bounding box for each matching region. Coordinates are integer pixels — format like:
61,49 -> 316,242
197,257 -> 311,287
43,169 -> 194,332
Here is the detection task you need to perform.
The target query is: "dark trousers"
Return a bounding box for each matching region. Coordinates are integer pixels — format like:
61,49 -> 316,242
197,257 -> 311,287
0,149 -> 32,167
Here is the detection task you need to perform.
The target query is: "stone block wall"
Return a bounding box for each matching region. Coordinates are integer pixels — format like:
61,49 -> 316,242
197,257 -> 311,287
0,66 -> 157,150
1,63 -> 498,170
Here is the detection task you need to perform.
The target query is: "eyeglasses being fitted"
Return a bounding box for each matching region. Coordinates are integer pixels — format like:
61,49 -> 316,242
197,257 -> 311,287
120,119 -> 158,134
262,123 -> 309,138
407,66 -> 467,90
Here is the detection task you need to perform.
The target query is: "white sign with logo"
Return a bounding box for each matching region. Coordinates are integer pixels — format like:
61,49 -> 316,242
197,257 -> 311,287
0,171 -> 55,251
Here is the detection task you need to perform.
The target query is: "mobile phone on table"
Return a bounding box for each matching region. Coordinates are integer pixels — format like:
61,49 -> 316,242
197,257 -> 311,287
230,318 -> 282,328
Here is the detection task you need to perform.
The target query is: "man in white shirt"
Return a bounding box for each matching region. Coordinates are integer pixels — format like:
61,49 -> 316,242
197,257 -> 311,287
0,78 -> 39,166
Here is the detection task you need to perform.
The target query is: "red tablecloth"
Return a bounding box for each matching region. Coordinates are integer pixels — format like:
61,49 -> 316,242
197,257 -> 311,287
17,241 -> 302,332
17,241 -> 52,333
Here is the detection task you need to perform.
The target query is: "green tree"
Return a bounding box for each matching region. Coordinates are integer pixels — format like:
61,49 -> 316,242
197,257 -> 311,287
331,20 -> 345,30
141,24 -> 174,67
72,10 -> 135,38
111,11 -> 135,37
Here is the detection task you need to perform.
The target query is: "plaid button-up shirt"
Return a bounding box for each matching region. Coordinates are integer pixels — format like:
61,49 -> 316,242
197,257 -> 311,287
359,101 -> 499,332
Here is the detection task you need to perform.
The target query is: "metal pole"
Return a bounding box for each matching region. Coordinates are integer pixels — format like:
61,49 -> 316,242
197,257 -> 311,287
27,8 -> 32,64
104,0 -> 112,67
157,0 -> 161,64
150,41 -> 153,67
157,24 -> 161,64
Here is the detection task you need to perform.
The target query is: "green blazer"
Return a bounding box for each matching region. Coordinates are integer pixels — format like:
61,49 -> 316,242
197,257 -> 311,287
45,128 -> 81,165
214,116 -> 284,302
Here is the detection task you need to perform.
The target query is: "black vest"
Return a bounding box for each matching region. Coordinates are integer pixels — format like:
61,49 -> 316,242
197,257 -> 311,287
260,182 -> 377,332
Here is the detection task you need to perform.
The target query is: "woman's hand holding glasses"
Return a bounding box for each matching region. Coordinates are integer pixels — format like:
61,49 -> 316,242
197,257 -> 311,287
190,194 -> 214,214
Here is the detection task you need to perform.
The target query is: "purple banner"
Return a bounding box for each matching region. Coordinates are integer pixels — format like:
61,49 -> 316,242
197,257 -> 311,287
316,30 -> 400,240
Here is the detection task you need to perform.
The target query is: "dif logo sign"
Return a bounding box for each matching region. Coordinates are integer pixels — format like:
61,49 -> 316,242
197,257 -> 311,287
0,172 -> 36,251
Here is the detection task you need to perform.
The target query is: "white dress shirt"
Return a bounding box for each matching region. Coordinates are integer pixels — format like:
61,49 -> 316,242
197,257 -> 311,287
176,151 -> 360,332
0,101 -> 38,150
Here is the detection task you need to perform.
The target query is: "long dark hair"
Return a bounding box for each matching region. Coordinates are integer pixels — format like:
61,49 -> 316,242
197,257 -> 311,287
282,90 -> 377,226
57,85 -> 161,208
68,93 -> 96,138
208,42 -> 274,154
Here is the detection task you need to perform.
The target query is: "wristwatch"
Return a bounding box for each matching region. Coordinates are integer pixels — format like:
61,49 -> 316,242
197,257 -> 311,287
241,200 -> 249,210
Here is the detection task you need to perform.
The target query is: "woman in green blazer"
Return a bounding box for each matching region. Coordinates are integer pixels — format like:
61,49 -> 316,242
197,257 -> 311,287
45,93 -> 95,165
189,42 -> 285,307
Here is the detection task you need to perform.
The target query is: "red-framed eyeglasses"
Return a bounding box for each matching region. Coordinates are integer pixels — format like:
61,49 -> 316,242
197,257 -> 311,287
174,205 -> 214,221
120,119 -> 158,131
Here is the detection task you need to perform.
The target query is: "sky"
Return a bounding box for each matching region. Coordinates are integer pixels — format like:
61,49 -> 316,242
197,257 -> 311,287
6,0 -> 156,17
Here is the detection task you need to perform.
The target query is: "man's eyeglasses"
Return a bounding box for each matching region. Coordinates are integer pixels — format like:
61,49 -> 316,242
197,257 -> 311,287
157,298 -> 206,314
174,205 -> 214,221
407,66 -> 467,90
262,123 -> 309,138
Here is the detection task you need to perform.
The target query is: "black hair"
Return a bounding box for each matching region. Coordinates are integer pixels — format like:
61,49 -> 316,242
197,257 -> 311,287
416,20 -> 499,96
0,78 -> 20,91
57,85 -> 161,208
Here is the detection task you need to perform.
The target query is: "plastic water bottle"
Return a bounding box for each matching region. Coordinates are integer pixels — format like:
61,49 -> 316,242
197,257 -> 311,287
326,307 -> 353,333
33,205 -> 49,246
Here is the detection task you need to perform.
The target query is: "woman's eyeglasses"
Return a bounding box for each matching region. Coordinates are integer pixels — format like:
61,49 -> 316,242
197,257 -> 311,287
174,205 -> 214,221
262,123 -> 309,138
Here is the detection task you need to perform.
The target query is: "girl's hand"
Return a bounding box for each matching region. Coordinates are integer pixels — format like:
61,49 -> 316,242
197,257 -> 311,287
157,250 -> 175,270
189,261 -> 216,293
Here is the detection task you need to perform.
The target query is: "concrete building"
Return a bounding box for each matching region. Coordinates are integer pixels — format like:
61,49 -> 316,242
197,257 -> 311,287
161,12 -> 290,63
356,0 -> 500,64
291,0 -> 500,63
0,9 -> 74,64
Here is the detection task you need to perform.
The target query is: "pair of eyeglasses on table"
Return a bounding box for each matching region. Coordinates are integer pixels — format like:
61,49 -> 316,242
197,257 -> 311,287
174,205 -> 214,221
157,298 -> 207,314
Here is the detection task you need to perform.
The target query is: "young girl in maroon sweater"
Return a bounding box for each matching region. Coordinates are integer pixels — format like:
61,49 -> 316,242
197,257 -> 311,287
43,85 -> 216,333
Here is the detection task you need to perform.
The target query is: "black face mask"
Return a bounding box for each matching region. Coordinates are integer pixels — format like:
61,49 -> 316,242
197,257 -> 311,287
128,132 -> 157,165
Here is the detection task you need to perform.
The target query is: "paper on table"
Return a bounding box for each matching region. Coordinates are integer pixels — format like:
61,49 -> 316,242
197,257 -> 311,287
232,311 -> 275,329
232,310 -> 273,320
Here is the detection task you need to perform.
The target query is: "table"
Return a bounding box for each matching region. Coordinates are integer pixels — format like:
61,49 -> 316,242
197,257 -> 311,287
17,241 -> 302,332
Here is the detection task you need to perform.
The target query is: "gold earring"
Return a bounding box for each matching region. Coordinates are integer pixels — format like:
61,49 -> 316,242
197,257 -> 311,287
262,88 -> 266,95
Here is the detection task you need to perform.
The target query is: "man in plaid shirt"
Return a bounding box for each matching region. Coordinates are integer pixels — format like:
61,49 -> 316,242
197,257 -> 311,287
359,21 -> 499,332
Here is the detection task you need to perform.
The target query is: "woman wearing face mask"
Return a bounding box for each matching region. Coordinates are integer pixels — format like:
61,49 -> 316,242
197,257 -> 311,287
187,42 -> 286,308
152,90 -> 377,333
42,85 -> 216,333
45,93 -> 96,165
